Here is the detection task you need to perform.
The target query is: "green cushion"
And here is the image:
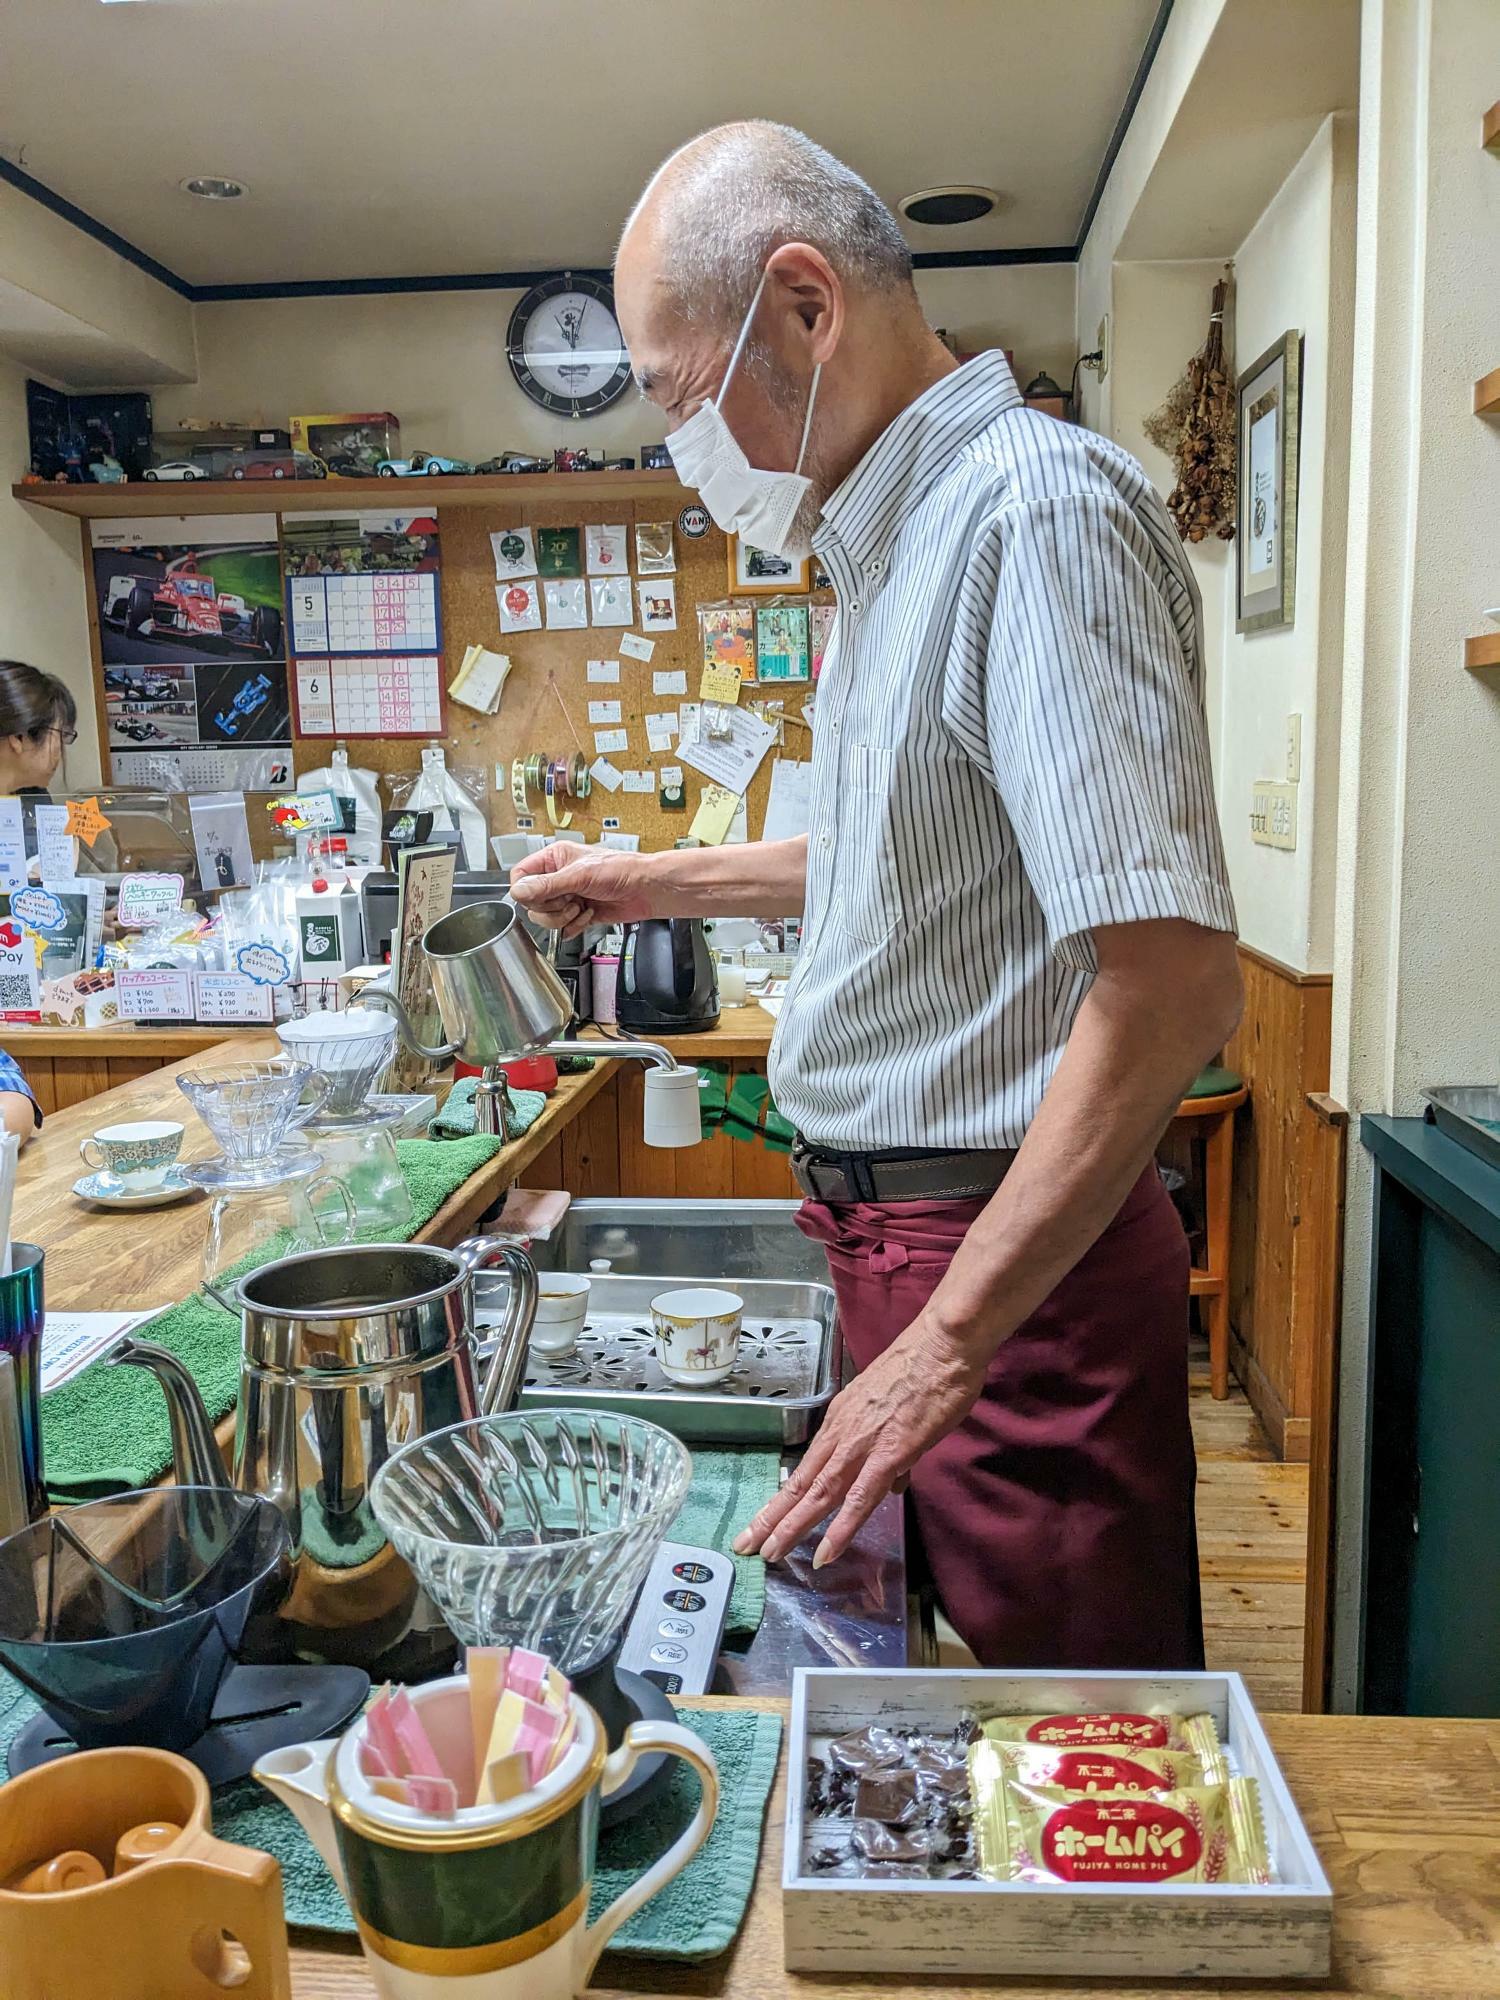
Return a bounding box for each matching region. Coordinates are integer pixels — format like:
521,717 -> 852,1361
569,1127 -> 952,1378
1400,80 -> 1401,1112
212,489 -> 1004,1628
1185,1063 -> 1243,1098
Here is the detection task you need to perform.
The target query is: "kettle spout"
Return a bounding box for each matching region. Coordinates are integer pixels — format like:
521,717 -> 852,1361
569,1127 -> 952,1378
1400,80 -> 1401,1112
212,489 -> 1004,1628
252,1740 -> 345,1895
108,1337 -> 231,1490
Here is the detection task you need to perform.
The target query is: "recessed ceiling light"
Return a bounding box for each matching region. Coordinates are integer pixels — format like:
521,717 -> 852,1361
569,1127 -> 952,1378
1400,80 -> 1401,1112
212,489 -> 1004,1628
898,185 -> 1001,226
179,175 -> 248,200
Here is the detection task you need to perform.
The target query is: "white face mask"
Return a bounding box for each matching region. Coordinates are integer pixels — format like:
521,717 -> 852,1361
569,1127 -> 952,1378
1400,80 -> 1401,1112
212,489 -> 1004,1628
663,270 -> 822,557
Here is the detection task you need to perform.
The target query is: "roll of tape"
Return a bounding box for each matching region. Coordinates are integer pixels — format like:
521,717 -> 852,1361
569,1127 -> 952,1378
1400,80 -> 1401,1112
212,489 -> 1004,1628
544,764 -> 573,829
569,752 -> 592,800
525,751 -> 548,792
511,758 -> 528,811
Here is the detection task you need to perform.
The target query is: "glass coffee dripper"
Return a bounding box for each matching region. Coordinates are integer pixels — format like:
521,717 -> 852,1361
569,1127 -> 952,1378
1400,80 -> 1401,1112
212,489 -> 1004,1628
277,1011 -> 398,1122
368,1411 -> 691,1673
277,1011 -> 413,1239
178,1057 -> 331,1187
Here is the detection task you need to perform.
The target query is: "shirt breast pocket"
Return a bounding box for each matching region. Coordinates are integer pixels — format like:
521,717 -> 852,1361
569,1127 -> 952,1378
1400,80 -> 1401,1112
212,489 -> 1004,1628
836,742 -> 903,950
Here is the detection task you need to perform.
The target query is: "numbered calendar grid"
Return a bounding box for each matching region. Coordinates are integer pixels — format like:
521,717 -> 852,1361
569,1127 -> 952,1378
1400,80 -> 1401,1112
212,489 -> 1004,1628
294,656 -> 445,739
287,572 -> 440,656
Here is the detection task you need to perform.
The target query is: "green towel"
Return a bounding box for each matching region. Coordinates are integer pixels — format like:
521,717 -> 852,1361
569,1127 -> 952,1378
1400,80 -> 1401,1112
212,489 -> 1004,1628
40,1135 -> 502,1502
429,1077 -> 546,1140
670,1448 -> 780,1642
214,1705 -> 781,1961
0,1672 -> 779,1963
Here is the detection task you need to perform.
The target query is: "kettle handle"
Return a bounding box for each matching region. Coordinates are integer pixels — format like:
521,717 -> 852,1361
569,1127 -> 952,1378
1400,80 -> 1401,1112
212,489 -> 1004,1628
668,918 -> 697,1002
456,1237 -> 539,1416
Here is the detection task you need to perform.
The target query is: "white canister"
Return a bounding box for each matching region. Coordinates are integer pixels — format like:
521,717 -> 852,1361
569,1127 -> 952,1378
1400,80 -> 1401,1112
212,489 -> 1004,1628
650,1287 -> 743,1389
531,1274 -> 591,1358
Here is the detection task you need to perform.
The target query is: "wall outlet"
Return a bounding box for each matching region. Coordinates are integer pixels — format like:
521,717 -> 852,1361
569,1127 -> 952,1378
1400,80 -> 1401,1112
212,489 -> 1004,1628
1285,714 -> 1302,784
1250,780 -> 1298,850
1095,315 -> 1110,382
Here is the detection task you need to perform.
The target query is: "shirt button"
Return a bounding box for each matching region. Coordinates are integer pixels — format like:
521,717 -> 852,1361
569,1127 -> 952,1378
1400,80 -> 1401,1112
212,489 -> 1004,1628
868,558 -> 884,577
849,600 -> 862,615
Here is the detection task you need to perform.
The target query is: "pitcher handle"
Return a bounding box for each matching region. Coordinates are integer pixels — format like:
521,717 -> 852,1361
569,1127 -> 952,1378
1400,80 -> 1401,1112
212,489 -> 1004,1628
457,1237 -> 539,1416
580,1720 -> 719,1978
286,1071 -> 333,1131
305,1171 -> 359,1246
177,1831 -> 294,1998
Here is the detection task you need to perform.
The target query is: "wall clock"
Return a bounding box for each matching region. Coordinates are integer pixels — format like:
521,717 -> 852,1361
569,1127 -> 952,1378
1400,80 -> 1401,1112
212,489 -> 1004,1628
506,273 -> 631,419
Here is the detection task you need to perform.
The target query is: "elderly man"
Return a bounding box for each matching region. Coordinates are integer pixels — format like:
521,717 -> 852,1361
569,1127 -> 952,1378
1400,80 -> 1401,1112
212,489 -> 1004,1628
511,122 -> 1240,1669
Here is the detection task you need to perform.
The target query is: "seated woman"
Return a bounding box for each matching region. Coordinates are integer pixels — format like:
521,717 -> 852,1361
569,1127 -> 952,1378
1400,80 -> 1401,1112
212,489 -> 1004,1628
0,1049 -> 40,1145
0,658 -> 78,800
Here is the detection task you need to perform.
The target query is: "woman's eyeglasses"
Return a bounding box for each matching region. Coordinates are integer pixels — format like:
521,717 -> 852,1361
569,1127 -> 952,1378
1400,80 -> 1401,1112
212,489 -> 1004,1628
42,726 -> 78,748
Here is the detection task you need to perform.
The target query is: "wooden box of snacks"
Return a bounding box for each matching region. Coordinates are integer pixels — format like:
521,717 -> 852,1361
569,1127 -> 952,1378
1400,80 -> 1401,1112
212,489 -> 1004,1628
782,1669 -> 1332,1979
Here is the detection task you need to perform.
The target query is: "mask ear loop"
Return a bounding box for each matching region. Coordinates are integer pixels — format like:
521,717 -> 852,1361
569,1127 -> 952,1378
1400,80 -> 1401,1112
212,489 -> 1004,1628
793,364 -> 822,477
715,270 -> 770,409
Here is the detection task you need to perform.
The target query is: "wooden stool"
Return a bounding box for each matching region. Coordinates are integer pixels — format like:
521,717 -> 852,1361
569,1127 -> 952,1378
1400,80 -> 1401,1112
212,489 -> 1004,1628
1169,1067 -> 1249,1400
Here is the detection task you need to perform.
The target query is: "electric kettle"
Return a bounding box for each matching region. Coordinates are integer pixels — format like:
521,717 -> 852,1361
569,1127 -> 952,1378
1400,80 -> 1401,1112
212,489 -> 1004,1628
616,919 -> 720,1034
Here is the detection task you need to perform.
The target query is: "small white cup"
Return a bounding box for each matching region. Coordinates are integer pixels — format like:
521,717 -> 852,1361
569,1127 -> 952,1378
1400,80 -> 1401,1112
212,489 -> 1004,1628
650,1286 -> 743,1389
78,1119 -> 184,1190
717,962 -> 748,1004
531,1274 -> 591,1358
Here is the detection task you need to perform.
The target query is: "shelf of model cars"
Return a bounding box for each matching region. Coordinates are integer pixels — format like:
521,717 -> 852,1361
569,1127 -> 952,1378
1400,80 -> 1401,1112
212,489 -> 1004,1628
12,469 -> 692,518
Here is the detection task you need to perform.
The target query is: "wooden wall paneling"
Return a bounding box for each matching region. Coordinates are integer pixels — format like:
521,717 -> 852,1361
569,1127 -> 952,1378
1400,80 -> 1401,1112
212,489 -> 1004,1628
17,1058 -> 57,1116
1301,1091 -> 1348,1713
105,1057 -> 166,1090
50,1057 -> 113,1111
1224,945 -> 1334,1461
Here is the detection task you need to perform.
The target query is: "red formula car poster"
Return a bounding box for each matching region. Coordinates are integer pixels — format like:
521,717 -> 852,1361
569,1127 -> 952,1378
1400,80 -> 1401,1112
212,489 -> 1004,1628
91,515 -> 293,792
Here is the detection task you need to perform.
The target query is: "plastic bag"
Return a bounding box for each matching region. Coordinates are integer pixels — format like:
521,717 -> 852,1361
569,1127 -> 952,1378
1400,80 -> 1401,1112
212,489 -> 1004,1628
296,747 -> 383,868
215,873 -> 301,1013
388,747 -> 488,869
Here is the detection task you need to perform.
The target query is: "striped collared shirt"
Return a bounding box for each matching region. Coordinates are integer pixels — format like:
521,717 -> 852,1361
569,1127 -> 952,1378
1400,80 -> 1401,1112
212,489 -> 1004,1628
767,350 -> 1236,1150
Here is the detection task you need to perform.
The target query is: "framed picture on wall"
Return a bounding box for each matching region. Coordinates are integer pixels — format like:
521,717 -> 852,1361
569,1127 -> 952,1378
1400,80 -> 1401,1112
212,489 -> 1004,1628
726,534 -> 811,595
1235,330 -> 1302,632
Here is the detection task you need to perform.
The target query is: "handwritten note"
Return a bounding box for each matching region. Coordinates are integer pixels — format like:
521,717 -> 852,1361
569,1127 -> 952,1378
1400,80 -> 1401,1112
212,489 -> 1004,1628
593,728 -> 629,755
587,659 -> 621,683
587,700 -> 621,725
699,662 -> 743,705
653,669 -> 688,695
619,632 -> 655,663
688,784 -> 744,846
589,758 -> 624,792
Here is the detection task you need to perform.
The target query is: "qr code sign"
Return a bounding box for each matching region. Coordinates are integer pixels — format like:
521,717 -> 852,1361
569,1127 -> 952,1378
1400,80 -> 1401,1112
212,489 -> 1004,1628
0,973 -> 37,1010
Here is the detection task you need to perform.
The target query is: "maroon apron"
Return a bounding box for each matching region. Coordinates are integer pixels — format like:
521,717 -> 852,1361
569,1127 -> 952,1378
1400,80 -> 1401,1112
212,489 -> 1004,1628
797,1165 -> 1204,1670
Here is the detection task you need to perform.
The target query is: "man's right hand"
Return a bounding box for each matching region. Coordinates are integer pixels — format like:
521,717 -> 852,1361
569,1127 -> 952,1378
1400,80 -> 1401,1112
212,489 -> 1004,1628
509,844 -> 656,936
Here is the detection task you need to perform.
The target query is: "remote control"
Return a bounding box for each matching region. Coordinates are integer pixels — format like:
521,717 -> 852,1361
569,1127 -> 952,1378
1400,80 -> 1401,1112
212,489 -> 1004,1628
617,1541 -> 734,1697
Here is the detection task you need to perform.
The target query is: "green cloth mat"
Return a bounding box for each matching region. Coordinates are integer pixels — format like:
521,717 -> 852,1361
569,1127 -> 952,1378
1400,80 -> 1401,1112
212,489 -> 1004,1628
0,1674 -> 779,1966
670,1447 -> 780,1642
39,1134 -> 502,1502
430,1077 -> 545,1140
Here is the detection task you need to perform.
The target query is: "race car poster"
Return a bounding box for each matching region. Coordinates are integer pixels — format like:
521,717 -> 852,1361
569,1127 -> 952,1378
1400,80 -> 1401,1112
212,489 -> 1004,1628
91,515 -> 293,791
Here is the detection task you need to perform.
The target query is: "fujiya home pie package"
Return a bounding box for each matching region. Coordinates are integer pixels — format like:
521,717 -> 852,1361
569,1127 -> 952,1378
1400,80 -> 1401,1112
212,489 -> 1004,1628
979,1709 -> 1223,1759
983,1740 -> 1228,1794
971,1760 -> 1271,1888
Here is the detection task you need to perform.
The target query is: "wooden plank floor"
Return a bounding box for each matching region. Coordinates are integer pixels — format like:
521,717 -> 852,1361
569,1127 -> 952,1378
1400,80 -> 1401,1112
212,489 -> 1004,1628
1191,1337 -> 1308,1710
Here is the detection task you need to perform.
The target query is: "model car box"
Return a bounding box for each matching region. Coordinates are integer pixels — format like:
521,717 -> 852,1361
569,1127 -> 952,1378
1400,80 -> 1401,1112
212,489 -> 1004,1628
784,1669 -> 1332,1981
290,414 -> 400,477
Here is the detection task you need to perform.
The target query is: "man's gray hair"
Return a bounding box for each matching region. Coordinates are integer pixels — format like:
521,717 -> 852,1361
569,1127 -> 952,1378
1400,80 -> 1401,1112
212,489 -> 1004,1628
623,121 -> 915,327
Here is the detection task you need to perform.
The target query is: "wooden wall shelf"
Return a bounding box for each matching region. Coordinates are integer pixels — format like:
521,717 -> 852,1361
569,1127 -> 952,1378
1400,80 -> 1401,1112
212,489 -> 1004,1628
1463,633 -> 1500,674
1475,367 -> 1500,417
11,468 -> 691,519
1484,101 -> 1500,153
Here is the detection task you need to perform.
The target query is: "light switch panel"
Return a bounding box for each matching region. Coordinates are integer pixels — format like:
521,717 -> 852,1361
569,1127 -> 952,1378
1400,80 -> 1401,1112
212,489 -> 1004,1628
1250,780 -> 1298,850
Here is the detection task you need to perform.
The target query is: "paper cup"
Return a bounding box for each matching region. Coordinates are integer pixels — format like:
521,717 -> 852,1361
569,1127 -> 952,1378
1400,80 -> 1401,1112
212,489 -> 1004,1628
650,1287 -> 742,1389
531,1275 -> 591,1358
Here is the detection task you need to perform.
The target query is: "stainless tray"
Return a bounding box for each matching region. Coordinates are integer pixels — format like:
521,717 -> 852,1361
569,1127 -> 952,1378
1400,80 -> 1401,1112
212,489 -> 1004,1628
1424,1085 -> 1500,1171
475,1271 -> 837,1444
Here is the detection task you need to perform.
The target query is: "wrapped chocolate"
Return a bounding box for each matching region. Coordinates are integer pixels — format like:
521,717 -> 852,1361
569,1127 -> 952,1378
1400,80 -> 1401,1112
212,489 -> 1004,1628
973,1769 -> 1271,1887
979,1709 -> 1222,1759
977,1738 -> 1228,1794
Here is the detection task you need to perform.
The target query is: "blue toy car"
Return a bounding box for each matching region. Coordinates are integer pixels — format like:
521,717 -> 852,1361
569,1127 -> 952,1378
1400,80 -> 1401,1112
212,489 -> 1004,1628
375,450 -> 474,477
214,672 -> 272,738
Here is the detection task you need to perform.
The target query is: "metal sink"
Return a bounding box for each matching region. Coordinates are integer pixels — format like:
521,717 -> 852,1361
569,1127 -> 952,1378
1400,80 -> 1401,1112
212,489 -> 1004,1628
530,1197 -> 829,1285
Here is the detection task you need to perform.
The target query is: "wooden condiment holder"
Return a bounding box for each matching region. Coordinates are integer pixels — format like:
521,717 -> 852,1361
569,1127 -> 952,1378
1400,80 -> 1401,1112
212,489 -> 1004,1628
0,1745 -> 291,1999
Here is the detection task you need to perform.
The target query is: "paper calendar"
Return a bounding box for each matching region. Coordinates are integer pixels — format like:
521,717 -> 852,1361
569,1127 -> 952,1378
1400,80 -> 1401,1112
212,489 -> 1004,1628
295,656 -> 445,738
289,571 -> 439,655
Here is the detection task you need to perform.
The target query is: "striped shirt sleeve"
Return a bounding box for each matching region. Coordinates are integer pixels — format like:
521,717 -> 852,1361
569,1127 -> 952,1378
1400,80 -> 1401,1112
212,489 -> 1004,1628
956,489 -> 1237,974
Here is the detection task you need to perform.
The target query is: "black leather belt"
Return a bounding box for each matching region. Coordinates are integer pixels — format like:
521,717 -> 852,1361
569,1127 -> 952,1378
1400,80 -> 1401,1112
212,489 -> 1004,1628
790,1137 -> 1017,1203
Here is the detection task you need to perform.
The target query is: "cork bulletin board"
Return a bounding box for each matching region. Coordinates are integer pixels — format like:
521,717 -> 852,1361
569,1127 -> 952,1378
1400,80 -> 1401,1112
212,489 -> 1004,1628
287,482 -> 830,852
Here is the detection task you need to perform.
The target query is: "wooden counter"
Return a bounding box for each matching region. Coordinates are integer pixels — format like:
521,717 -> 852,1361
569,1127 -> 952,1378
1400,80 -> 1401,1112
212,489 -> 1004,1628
13,1032 -> 615,1310
281,1696 -> 1500,1998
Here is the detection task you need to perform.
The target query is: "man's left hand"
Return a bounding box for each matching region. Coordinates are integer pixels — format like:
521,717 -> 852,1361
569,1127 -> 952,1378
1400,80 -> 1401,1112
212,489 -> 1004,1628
732,1313 -> 987,1568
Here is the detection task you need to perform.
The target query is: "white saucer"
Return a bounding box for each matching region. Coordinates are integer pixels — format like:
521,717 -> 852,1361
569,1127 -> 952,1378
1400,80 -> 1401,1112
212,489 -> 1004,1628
73,1166 -> 198,1210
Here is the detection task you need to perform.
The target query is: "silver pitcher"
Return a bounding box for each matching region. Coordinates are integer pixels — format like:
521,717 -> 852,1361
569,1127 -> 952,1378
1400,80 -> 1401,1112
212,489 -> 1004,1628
363,899 -> 573,1066
109,1237 -> 537,1678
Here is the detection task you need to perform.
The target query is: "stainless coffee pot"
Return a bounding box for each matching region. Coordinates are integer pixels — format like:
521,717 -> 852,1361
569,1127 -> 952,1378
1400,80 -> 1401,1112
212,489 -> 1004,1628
110,1237 -> 536,1679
